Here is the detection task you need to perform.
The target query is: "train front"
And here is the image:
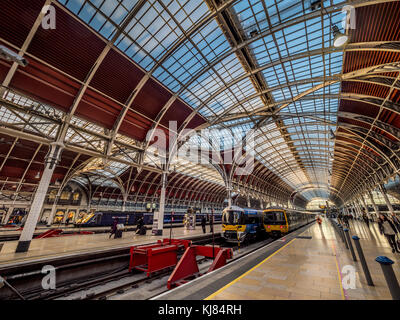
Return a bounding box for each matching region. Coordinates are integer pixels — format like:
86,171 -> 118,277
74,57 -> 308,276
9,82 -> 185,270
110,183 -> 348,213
221,206 -> 247,243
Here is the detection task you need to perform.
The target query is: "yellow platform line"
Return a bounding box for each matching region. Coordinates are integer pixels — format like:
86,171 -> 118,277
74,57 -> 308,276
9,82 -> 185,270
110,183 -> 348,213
331,241 -> 346,300
205,238 -> 297,300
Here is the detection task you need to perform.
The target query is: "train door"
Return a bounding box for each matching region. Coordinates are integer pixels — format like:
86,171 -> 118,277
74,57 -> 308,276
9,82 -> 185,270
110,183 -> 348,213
53,210 -> 65,224
95,213 -> 102,225
66,211 -> 75,224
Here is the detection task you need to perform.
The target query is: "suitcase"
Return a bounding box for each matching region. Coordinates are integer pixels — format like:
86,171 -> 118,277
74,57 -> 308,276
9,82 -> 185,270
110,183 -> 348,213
139,225 -> 147,235
114,229 -> 123,238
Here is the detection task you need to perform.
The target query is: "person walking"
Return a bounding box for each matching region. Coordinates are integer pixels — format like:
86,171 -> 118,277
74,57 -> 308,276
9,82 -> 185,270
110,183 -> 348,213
209,213 -> 214,233
378,214 -> 400,253
343,213 -> 350,228
391,213 -> 400,233
136,216 -> 144,235
337,212 -> 343,225
201,215 -> 206,234
109,217 -> 119,239
362,209 -> 370,228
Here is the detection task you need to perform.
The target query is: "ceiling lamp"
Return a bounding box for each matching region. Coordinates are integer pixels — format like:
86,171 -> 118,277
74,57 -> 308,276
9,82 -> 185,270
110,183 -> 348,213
332,25 -> 348,47
329,128 -> 336,139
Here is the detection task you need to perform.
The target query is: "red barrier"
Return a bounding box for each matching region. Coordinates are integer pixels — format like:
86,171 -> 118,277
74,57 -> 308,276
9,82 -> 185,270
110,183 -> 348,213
129,239 -> 191,277
167,245 -> 233,289
34,229 -> 94,238
208,248 -> 233,272
34,229 -> 62,239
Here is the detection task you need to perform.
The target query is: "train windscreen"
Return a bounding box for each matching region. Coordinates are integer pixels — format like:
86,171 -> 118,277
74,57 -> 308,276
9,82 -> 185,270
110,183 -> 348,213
222,210 -> 243,225
263,211 -> 286,225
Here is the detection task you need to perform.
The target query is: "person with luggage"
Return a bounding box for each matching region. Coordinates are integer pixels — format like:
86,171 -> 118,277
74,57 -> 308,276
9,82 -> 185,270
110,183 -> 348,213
378,214 -> 400,253
201,215 -> 206,234
362,209 -> 370,228
109,217 -> 119,239
135,216 -> 145,235
343,213 -> 350,228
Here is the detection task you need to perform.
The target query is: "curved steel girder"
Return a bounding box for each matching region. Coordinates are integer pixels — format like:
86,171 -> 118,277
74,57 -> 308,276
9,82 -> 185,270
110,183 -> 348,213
336,179 -> 370,200
134,171 -> 154,201
335,166 -> 385,195
337,127 -> 397,171
212,92 -> 400,125
168,4 -> 399,152
233,169 -> 289,201
338,111 -> 400,141
332,161 -> 382,195
335,133 -> 387,166
169,174 -> 201,200
332,151 -> 390,193
255,146 -> 332,170
331,167 -> 372,190
339,124 -> 400,159
246,163 -> 288,190
177,178 -> 206,202
237,173 -> 283,201
181,44 -> 399,127
211,60 -> 400,128
206,48 -> 399,126
350,75 -> 400,90
192,179 -> 220,202
251,166 -> 291,194
170,177 -> 217,203
293,185 -> 344,205
254,128 -> 334,145
334,151 -> 375,174
145,171 -> 163,199
334,141 -> 381,168
174,177 -> 220,202
276,159 -> 369,186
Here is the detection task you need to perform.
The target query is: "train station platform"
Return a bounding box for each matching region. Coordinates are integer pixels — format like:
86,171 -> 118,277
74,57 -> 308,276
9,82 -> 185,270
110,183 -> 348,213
0,225 -> 221,267
155,219 -> 400,300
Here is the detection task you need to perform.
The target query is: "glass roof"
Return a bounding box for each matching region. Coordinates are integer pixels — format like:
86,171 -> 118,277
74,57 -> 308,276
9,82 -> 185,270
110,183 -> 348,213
56,0 -> 350,202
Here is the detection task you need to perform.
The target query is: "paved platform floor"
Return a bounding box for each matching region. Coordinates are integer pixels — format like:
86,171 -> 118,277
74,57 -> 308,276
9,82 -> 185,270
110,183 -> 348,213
0,225 -> 221,266
205,219 -> 400,300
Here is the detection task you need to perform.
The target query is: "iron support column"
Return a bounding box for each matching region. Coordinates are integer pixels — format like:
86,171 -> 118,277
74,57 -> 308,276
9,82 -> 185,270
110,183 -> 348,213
2,206 -> 14,225
379,185 -> 395,215
155,171 -> 167,236
368,190 -> 379,219
16,142 -> 64,252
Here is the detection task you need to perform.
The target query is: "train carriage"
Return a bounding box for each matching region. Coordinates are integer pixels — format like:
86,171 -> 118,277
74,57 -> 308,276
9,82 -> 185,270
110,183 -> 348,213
263,207 -> 315,237
74,210 -> 222,227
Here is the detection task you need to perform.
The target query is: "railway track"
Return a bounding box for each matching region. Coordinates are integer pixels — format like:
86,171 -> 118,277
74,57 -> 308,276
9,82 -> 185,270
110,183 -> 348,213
63,238 -> 275,301
1,225 -> 310,300
0,234 -> 223,300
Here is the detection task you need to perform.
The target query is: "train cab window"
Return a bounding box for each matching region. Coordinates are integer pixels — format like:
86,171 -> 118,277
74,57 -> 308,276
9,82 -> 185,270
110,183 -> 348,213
263,211 -> 285,225
222,210 -> 242,225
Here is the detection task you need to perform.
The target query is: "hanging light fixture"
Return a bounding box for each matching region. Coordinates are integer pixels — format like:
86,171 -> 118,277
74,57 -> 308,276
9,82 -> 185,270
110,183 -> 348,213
329,128 -> 336,139
332,25 -> 348,47
35,171 -> 41,179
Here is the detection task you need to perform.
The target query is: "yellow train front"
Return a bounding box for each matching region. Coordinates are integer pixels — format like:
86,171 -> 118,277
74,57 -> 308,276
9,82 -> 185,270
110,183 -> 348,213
222,206 -> 264,244
263,208 -> 315,237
